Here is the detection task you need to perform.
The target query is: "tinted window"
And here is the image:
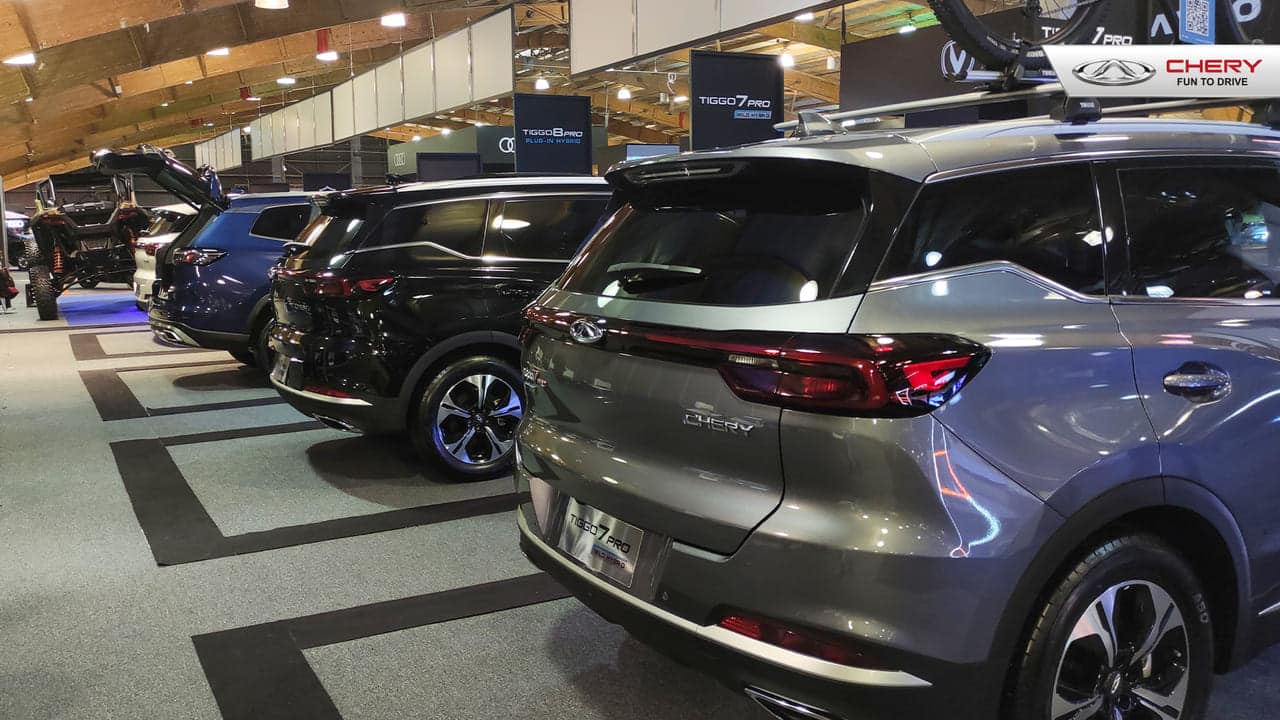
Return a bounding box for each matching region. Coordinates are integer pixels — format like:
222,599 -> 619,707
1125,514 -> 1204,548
368,200 -> 487,256
487,197 -> 609,260
1120,165 -> 1280,299
250,204 -> 311,240
298,214 -> 365,257
878,164 -> 1105,293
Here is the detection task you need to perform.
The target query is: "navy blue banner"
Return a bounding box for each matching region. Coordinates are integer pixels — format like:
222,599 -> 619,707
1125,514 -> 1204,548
690,50 -> 784,151
513,93 -> 593,174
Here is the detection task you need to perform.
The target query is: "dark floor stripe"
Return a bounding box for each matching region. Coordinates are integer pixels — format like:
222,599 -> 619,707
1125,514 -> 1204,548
111,426 -> 519,565
160,420 -> 324,447
70,328 -> 213,361
147,396 -> 287,417
0,321 -> 146,335
80,369 -> 149,421
115,359 -> 240,373
192,574 -> 566,720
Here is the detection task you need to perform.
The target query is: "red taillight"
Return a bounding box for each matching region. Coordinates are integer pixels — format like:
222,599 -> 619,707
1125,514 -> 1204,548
300,271 -> 394,298
717,611 -> 891,669
140,241 -> 166,257
303,384 -> 355,399
173,248 -> 225,266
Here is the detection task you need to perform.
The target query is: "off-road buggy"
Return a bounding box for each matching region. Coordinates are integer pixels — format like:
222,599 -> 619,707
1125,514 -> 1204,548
24,169 -> 150,320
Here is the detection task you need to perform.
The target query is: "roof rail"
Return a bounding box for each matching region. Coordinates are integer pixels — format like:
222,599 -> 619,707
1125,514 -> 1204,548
779,83 -> 1066,134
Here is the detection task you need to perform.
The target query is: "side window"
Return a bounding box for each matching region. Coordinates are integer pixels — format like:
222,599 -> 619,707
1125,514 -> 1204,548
486,197 -> 610,260
877,164 -> 1105,294
1119,165 -> 1280,300
250,205 -> 312,241
366,200 -> 487,256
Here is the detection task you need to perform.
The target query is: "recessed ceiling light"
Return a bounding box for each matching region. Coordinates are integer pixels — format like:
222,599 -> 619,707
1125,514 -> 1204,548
617,87 -> 632,101
207,47 -> 230,56
381,12 -> 407,28
411,135 -> 422,142
4,52 -> 35,65
317,50 -> 339,62
898,24 -> 917,34
161,102 -> 169,107
441,127 -> 452,136
779,50 -> 796,68
794,11 -> 816,22
534,76 -> 550,91
255,0 -> 288,8
276,77 -> 296,85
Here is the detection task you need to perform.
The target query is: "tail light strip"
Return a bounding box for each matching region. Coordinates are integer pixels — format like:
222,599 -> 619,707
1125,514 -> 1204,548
521,305 -> 988,418
274,268 -> 395,298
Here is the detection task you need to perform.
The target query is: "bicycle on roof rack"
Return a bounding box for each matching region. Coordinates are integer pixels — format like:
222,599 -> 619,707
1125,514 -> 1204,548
928,0 -> 1257,74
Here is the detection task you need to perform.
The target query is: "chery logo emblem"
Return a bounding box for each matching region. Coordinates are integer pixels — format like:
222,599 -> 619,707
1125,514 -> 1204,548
569,318 -> 604,345
1073,58 -> 1158,86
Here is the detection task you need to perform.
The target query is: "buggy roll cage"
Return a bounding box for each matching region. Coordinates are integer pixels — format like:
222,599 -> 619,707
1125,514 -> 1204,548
35,174 -> 134,213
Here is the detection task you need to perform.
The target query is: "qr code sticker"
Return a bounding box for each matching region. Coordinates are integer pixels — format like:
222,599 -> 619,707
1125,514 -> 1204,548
1185,0 -> 1212,37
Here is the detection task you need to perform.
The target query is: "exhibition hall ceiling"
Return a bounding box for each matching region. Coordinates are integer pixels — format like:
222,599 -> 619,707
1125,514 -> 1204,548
0,0 -> 936,187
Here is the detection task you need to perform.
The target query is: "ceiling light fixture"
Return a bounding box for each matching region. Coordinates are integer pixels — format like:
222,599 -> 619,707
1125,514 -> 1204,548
411,135 -> 422,142
672,95 -> 688,103
441,127 -> 452,136
898,23 -> 917,34
246,95 -> 261,102
316,28 -> 338,62
24,96 -> 32,103
276,76 -> 296,85
207,47 -> 230,56
243,125 -> 252,134
185,80 -> 193,85
161,101 -> 170,107
4,52 -> 35,65
616,86 -> 631,101
794,11 -> 816,22
381,12 -> 407,28
827,55 -> 837,71
255,0 -> 289,8
779,49 -> 796,68
534,75 -> 550,91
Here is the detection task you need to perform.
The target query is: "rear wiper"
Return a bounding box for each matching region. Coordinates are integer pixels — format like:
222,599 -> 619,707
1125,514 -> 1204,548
606,262 -> 704,291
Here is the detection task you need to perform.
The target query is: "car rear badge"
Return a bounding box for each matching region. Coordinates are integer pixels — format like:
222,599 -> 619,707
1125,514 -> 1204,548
569,318 -> 604,345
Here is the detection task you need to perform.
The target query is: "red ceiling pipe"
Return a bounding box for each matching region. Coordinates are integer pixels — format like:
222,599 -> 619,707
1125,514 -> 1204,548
317,28 -> 332,55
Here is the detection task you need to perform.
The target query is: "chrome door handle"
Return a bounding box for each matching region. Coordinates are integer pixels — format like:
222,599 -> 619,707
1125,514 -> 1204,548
1163,363 -> 1231,402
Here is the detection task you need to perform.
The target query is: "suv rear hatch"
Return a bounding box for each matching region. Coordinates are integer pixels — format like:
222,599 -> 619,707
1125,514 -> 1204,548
519,159 -> 876,555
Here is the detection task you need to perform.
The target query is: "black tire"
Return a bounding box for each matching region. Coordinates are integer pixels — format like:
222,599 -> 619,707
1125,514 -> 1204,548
249,312 -> 276,373
927,0 -> 1111,71
1011,535 -> 1213,720
79,279 -> 99,289
410,355 -> 524,480
29,265 -> 58,321
21,239 -> 38,270
15,252 -> 29,270
228,350 -> 257,367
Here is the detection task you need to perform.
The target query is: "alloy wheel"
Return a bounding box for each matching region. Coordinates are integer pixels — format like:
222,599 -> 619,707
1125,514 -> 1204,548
432,373 -> 523,465
1051,581 -> 1190,720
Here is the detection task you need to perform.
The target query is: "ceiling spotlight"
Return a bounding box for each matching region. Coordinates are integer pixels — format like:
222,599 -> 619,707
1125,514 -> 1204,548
3,52 -> 35,65
898,23 -> 917,34
246,95 -> 262,102
672,95 -> 688,103
779,50 -> 796,68
441,128 -> 452,136
794,11 -> 816,22
23,96 -> 32,103
316,28 -> 338,62
381,12 -> 407,28
474,121 -> 487,127
255,0 -> 289,8
185,80 -> 193,85
411,135 -> 422,142
161,101 -> 170,107
205,122 -> 215,127
827,55 -> 838,71
276,76 -> 296,85
534,75 -> 550,91
243,125 -> 252,134
207,47 -> 230,56
616,87 -> 631,101
317,50 -> 339,62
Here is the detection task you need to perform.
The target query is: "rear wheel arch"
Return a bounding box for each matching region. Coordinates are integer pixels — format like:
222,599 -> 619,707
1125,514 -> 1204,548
397,331 -> 522,424
992,478 -> 1250,717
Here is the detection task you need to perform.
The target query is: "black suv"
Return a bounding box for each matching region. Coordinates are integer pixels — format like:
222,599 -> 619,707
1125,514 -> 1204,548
25,169 -> 150,320
269,176 -> 610,478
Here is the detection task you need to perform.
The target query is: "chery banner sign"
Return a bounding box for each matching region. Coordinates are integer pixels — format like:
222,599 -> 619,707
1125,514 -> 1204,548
513,93 -> 593,174
689,50 -> 784,150
1047,45 -> 1280,97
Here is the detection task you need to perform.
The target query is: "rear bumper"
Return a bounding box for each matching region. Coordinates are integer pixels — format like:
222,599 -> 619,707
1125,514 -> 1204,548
518,509 -> 987,720
148,306 -> 248,351
268,324 -> 406,434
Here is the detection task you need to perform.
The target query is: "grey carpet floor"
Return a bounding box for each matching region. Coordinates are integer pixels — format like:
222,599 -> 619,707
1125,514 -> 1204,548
0,291 -> 1275,719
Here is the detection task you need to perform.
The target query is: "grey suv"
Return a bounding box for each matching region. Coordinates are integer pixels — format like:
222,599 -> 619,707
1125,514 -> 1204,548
515,118 -> 1280,720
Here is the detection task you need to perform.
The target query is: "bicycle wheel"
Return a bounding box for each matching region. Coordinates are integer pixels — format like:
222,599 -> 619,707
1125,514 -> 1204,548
927,0 -> 1112,71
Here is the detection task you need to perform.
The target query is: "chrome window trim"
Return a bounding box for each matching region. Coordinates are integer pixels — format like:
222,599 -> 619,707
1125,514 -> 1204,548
1261,599 -> 1280,617
924,148 -> 1280,184
517,510 -> 931,689
868,260 -> 1108,304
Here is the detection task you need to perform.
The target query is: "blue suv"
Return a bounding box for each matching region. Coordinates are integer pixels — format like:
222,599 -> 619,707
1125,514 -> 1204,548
98,146 -> 315,367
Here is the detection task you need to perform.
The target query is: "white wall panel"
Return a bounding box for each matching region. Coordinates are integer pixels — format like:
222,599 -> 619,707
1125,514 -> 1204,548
260,113 -> 274,157
721,0 -> 823,29
434,28 -> 471,112
271,109 -> 286,155
376,57 -> 404,128
403,42 -> 435,120
215,135 -> 228,171
570,0 -> 634,75
638,0 -> 717,55
232,132 -> 244,169
284,103 -> 302,151
470,10 -> 513,101
332,81 -> 355,141
250,118 -> 263,159
298,97 -> 317,150
314,93 -> 333,146
353,70 -> 379,134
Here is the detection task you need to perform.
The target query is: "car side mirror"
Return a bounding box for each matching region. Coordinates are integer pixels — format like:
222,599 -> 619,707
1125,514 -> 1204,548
282,241 -> 307,257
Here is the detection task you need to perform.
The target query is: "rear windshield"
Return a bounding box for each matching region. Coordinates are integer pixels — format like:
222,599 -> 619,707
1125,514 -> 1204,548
299,213 -> 366,257
559,163 -> 869,306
